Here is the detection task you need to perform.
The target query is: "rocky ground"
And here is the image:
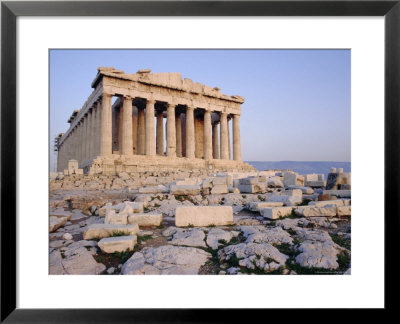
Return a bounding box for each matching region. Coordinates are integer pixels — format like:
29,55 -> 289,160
49,172 -> 351,275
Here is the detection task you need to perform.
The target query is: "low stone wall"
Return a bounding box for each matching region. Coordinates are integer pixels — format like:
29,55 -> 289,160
86,154 -> 256,175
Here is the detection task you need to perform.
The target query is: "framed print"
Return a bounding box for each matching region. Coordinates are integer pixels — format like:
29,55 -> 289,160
1,0 -> 399,322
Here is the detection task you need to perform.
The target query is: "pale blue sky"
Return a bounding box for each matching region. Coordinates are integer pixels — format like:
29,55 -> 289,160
50,49 -> 350,170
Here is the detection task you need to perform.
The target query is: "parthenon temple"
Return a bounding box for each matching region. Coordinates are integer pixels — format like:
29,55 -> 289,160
55,67 -> 255,174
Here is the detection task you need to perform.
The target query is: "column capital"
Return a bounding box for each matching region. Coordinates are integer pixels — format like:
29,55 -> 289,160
167,103 -> 176,110
102,92 -> 113,99
186,105 -> 195,111
123,95 -> 132,101
146,98 -> 156,105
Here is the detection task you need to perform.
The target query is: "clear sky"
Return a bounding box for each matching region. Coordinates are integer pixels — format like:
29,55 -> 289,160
50,49 -> 350,171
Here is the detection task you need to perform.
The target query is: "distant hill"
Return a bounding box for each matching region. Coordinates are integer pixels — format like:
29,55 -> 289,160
246,161 -> 351,177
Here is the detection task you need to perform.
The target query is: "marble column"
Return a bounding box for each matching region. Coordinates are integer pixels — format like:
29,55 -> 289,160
203,110 -> 212,160
137,108 -> 145,155
220,112 -> 229,160
181,115 -> 186,157
85,113 -> 91,160
166,104 -> 176,157
185,106 -> 195,159
194,116 -> 204,159
156,109 -> 164,155
100,93 -> 112,156
175,113 -> 182,157
81,116 -> 87,161
76,122 -> 81,162
79,120 -> 84,162
88,109 -> 94,159
233,114 -> 242,161
132,106 -> 138,154
145,99 -> 156,156
70,130 -> 75,161
95,100 -> 101,156
117,106 -> 123,153
120,96 -> 133,155
57,144 -> 61,171
227,117 -> 231,160
212,122 -> 219,159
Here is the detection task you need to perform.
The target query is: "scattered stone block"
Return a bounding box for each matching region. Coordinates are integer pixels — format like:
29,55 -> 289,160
283,172 -> 304,187
305,180 -> 326,188
309,200 -> 345,207
268,195 -> 302,206
323,190 -> 351,198
280,189 -> 302,197
211,184 -> 229,194
99,202 -> 144,217
201,178 -> 212,189
233,179 -> 240,188
262,207 -> 294,220
248,201 -> 284,212
212,177 -> 227,185
121,245 -> 211,275
175,206 -> 233,227
267,178 -> 284,188
287,185 -> 314,194
238,183 -> 266,194
170,185 -> 201,195
326,172 -> 341,190
83,224 -> 139,240
98,235 -> 137,253
104,210 -> 128,225
294,206 -> 337,217
128,213 -> 162,226
317,193 -> 332,201
228,187 -> 240,194
337,206 -> 351,216
138,185 -> 169,194
239,176 -> 265,185
49,216 -> 68,233
62,233 -> 73,240
175,179 -> 198,186
50,209 -> 72,221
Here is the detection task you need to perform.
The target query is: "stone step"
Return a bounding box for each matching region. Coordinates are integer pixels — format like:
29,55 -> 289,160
175,206 -> 233,227
98,235 -> 137,253
83,223 -> 139,240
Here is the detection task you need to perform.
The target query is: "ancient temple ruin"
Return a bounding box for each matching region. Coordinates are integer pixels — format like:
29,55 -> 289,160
55,67 -> 255,174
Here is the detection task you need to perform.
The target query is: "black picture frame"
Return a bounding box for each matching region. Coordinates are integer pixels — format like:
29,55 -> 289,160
1,0 -> 399,322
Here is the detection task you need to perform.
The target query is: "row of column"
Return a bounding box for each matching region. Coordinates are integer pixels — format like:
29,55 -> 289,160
57,99 -> 102,170
107,95 -> 242,162
58,93 -> 242,171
